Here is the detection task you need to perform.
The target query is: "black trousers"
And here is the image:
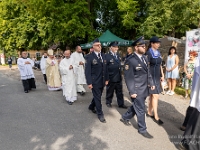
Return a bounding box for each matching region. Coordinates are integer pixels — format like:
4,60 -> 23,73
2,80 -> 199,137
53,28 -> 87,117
43,74 -> 47,84
22,78 -> 36,91
182,106 -> 195,127
106,81 -> 124,106
122,96 -> 147,133
181,108 -> 200,150
89,86 -> 104,117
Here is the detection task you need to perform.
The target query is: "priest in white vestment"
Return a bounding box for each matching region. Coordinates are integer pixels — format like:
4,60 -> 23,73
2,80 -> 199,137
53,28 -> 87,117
46,49 -> 62,91
60,50 -> 77,105
17,49 -> 36,93
40,52 -> 48,84
71,46 -> 86,95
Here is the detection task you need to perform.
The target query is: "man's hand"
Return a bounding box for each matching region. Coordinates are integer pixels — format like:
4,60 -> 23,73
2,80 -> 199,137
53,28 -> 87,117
151,86 -> 155,90
25,61 -> 30,64
69,65 -> 73,70
105,81 -> 109,85
88,84 -> 93,89
131,94 -> 137,98
79,61 -> 84,65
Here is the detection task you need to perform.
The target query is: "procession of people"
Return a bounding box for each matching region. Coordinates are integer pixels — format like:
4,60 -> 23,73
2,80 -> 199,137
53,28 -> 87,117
16,36 -> 200,149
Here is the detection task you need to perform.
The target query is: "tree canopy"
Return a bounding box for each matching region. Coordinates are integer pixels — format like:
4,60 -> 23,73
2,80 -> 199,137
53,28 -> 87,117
0,0 -> 199,56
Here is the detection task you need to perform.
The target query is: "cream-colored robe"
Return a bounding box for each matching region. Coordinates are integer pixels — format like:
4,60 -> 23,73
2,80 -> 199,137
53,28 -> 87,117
59,57 -> 77,102
46,57 -> 62,91
71,51 -> 86,92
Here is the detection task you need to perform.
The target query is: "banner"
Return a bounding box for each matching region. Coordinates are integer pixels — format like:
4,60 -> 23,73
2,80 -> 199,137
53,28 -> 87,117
185,29 -> 200,62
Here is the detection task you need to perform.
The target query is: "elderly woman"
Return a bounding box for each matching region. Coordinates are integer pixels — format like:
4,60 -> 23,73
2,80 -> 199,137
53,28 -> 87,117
182,51 -> 197,98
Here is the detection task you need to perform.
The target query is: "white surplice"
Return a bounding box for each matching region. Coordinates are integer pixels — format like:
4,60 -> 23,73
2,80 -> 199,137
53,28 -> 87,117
190,53 -> 200,112
71,51 -> 86,92
59,57 -> 77,102
40,55 -> 48,74
17,58 -> 35,80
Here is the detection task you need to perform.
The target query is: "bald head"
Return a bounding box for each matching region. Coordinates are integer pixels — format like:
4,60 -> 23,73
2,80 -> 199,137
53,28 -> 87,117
64,50 -> 71,58
76,46 -> 82,53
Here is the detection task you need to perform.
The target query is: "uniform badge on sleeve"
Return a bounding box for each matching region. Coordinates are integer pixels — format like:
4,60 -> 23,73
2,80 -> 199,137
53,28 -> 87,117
125,65 -> 129,70
93,59 -> 97,64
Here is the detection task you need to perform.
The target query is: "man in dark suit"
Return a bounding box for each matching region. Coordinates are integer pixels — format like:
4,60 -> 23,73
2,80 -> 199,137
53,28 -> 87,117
85,38 -> 109,123
105,41 -> 127,109
120,37 -> 155,139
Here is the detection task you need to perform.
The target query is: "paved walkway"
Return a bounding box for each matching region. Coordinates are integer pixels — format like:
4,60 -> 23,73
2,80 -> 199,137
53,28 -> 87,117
0,67 -> 189,150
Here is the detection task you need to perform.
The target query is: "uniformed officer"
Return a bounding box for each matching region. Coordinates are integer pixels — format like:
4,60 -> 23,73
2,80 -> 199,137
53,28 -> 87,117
120,37 -> 155,139
105,41 -> 127,109
85,38 -> 109,123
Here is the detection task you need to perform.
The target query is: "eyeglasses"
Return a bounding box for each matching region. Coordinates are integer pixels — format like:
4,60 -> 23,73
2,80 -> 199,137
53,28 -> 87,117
137,45 -> 146,49
93,44 -> 101,47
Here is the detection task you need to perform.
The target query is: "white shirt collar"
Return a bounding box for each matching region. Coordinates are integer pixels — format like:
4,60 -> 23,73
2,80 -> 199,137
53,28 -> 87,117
94,51 -> 101,56
134,52 -> 142,59
110,50 -> 115,56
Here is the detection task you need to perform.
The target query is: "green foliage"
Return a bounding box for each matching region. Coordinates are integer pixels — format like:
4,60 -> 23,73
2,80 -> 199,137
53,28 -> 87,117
0,0 -> 200,56
0,0 -> 97,55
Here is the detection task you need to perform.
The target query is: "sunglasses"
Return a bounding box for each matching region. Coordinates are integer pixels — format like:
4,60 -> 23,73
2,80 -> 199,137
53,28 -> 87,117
137,45 -> 146,49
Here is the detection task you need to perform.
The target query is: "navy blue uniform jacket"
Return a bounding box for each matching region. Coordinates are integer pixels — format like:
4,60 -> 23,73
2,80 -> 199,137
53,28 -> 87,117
105,51 -> 122,82
85,52 -> 109,88
124,53 -> 154,97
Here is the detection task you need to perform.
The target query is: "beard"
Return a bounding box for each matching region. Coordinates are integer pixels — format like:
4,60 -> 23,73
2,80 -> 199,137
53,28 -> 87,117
138,49 -> 145,54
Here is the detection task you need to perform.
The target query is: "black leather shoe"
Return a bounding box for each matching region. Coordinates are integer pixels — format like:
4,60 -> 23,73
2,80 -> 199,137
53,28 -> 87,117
80,91 -> 85,95
153,117 -> 164,125
179,140 -> 189,150
139,132 -> 153,139
98,116 -> 106,123
106,104 -> 112,108
67,101 -> 73,105
180,126 -> 186,131
146,113 -> 154,118
24,90 -> 29,93
88,108 -> 96,114
119,105 -> 128,109
120,118 -> 131,126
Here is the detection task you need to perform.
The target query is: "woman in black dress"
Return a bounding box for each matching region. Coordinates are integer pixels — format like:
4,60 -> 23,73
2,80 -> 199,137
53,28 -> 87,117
145,36 -> 164,125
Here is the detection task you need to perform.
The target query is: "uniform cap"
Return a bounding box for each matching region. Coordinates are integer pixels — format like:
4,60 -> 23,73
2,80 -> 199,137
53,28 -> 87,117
149,36 -> 161,43
131,36 -> 145,46
109,41 -> 118,47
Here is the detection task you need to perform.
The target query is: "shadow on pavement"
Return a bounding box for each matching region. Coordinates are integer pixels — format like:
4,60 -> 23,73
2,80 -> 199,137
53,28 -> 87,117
0,72 -> 108,150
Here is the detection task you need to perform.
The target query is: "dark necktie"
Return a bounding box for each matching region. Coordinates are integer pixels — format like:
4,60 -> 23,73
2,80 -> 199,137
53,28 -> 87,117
114,53 -> 118,60
141,56 -> 147,66
98,53 -> 103,63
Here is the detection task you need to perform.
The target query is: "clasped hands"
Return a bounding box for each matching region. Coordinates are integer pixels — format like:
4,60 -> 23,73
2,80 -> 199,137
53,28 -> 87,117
25,61 -> 31,64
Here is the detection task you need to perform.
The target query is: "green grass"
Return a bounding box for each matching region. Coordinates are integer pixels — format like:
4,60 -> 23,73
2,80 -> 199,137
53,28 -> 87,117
174,86 -> 190,97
